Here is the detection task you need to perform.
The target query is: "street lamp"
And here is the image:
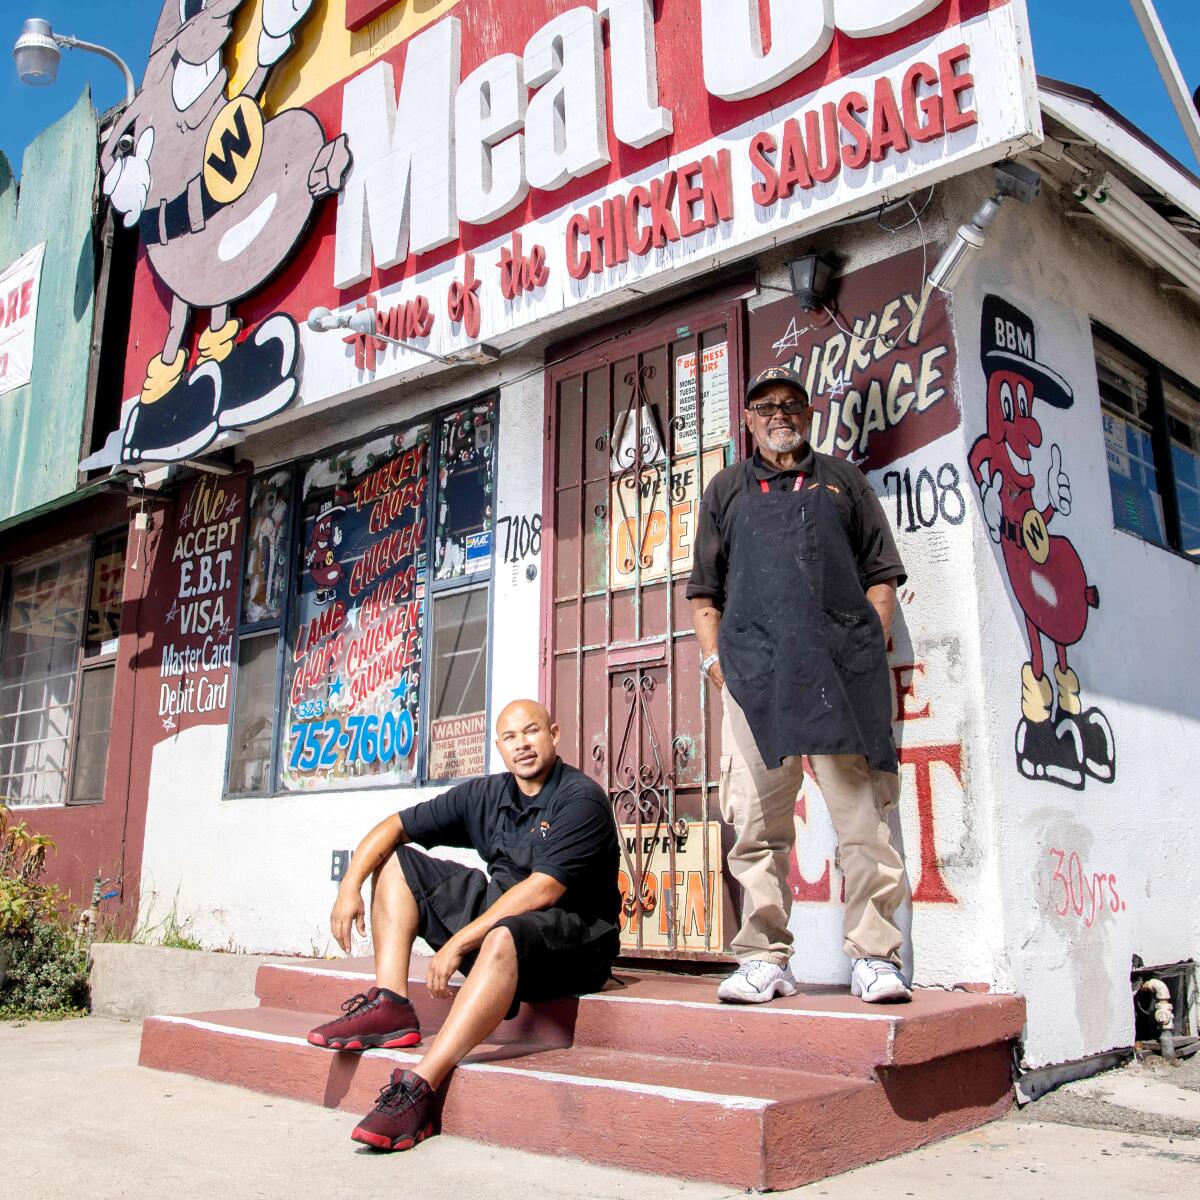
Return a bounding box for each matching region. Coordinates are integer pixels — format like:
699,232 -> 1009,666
13,17 -> 136,107
307,307 -> 501,366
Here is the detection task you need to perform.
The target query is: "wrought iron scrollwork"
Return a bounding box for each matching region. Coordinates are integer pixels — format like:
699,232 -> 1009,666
611,670 -> 687,945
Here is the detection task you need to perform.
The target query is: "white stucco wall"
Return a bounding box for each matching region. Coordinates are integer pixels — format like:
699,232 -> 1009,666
946,168 -> 1200,1066
137,353 -> 547,956
136,164 -> 1200,1072
730,167 -> 1200,1066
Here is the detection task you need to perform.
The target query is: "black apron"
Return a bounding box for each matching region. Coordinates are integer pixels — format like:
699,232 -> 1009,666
719,457 -> 897,773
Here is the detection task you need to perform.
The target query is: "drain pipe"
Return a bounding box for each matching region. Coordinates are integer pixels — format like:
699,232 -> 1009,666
1139,978 -> 1175,1060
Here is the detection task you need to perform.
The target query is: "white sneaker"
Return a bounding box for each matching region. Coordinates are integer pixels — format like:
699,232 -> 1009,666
851,958 -> 912,1003
717,960 -> 798,1004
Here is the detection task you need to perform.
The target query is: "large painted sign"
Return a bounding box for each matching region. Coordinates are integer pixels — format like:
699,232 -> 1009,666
88,0 -> 351,467
152,473 -> 248,740
97,0 -> 1040,463
748,245 -> 958,470
0,244 -> 44,398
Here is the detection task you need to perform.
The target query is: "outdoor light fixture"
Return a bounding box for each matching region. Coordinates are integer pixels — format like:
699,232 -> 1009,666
307,306 -> 500,367
788,252 -> 837,310
928,160 -> 1042,294
13,17 -> 136,106
1072,170 -> 1200,299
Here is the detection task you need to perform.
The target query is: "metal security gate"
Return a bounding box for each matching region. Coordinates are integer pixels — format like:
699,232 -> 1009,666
541,297 -> 744,959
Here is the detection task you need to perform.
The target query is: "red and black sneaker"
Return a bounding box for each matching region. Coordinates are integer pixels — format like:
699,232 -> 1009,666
307,987 -> 421,1051
350,1068 -> 439,1151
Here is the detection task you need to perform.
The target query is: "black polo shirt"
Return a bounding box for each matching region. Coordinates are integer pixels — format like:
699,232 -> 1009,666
686,446 -> 906,609
398,758 -> 620,925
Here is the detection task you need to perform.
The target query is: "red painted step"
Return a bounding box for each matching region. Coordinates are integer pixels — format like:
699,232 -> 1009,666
139,1004 -> 1015,1191
137,956 -> 1024,1189
255,956 -> 1025,1079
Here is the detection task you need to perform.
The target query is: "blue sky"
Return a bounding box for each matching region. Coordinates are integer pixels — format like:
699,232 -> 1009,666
1,1 -> 1198,172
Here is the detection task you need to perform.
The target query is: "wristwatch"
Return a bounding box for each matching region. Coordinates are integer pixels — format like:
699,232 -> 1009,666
701,653 -> 720,677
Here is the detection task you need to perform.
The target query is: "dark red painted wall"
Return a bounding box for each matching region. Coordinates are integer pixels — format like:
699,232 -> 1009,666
0,490 -> 164,926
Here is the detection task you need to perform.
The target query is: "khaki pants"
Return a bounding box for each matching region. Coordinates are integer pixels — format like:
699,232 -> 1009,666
719,691 -> 909,968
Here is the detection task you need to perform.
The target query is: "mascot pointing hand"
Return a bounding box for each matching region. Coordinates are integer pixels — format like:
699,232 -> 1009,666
89,0 -> 351,466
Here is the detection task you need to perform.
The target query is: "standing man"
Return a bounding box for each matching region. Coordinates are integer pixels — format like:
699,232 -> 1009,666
688,366 -> 912,1005
307,699 -> 620,1150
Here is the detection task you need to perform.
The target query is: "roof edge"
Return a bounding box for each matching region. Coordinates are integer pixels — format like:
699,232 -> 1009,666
1038,75 -> 1200,190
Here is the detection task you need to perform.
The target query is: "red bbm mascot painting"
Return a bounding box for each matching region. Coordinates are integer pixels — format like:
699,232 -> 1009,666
305,492 -> 348,606
86,0 -> 351,468
969,296 -> 1115,791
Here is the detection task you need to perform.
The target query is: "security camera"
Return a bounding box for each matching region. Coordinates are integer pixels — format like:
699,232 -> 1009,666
929,161 -> 1042,293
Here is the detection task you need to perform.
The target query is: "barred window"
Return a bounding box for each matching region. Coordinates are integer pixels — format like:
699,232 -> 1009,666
0,531 -> 126,807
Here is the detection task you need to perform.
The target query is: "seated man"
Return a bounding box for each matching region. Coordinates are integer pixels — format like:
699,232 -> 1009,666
307,699 -> 620,1151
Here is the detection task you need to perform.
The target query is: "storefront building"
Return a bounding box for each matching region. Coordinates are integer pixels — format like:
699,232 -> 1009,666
6,0 -> 1197,1074
0,90 -> 144,911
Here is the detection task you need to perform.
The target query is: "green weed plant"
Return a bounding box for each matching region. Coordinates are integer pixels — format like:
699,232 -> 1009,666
0,804 -> 88,1020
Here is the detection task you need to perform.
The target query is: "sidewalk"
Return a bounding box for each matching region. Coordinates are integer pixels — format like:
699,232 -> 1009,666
3,1017 -> 1198,1198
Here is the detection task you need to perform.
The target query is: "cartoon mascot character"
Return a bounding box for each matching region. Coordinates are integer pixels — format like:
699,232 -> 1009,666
969,296 -> 1116,791
90,0 -> 351,465
305,491 -> 347,606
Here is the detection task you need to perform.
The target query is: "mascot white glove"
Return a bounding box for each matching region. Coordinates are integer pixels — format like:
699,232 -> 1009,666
1045,443 -> 1072,516
1032,443 -> 1072,516
102,128 -> 155,230
978,463 -> 1004,544
259,0 -> 314,65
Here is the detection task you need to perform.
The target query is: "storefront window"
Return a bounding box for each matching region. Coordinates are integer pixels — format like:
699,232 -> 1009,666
427,588 -> 489,781
1094,328 -> 1200,561
228,468 -> 293,796
85,530 -> 127,657
227,631 -> 283,794
1166,382 -> 1200,560
242,470 -> 293,626
434,399 -> 497,581
227,397 -> 499,796
281,427 -> 431,791
70,665 -> 116,805
0,532 -> 126,808
1095,336 -> 1165,546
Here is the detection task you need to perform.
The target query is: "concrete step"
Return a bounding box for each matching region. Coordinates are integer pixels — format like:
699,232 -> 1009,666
138,1004 -> 1016,1191
254,956 -> 1026,1079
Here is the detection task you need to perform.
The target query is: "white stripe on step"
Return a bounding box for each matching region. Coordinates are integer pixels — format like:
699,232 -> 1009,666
150,1015 -> 774,1110
590,993 -> 899,1022
261,963 -> 373,982
259,964 -> 898,1023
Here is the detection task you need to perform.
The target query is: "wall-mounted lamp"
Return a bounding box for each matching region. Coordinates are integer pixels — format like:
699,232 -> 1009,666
788,252 -> 837,310
928,160 -> 1042,293
307,306 -> 500,366
13,17 -> 136,106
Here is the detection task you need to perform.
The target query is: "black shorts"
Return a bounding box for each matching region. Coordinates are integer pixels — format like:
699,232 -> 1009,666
394,844 -> 619,1003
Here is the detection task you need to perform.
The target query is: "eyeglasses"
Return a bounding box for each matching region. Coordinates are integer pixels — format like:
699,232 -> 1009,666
748,399 -> 810,417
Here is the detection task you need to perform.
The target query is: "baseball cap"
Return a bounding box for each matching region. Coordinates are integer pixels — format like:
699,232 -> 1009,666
746,365 -> 810,405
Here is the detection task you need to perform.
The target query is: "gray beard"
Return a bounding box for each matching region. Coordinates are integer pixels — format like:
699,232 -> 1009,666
764,428 -> 805,453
